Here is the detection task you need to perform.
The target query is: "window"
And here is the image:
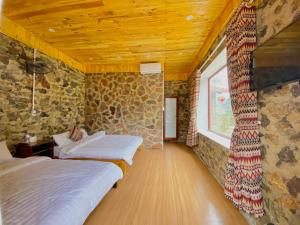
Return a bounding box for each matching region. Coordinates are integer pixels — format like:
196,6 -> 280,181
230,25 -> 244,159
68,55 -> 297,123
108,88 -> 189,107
197,47 -> 234,148
208,66 -> 234,138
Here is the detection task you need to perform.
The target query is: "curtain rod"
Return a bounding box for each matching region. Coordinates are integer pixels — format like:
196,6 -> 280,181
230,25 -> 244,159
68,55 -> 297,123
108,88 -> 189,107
197,35 -> 226,73
195,1 -> 256,75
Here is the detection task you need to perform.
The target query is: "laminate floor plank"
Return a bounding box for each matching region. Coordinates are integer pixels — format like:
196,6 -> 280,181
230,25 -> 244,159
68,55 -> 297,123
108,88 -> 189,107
85,142 -> 248,225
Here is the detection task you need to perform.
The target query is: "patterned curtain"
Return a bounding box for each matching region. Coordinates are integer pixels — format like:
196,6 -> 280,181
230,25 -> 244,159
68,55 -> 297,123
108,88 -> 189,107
186,71 -> 201,147
224,1 -> 264,217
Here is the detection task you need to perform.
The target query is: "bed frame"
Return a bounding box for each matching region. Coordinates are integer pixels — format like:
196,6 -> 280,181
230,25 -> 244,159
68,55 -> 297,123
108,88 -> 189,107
67,144 -> 144,175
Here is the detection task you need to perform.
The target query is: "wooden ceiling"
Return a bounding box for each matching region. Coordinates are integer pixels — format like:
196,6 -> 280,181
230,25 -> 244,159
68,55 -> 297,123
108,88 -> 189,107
2,0 -> 229,80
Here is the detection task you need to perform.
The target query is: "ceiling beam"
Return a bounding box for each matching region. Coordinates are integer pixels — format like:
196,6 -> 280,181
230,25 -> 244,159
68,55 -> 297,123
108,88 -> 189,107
85,63 -> 141,74
0,15 -> 86,72
164,72 -> 188,81
187,0 -> 243,77
85,63 -> 170,76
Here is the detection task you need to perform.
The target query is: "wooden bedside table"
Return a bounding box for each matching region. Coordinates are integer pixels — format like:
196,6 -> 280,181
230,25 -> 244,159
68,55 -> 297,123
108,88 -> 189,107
15,140 -> 55,158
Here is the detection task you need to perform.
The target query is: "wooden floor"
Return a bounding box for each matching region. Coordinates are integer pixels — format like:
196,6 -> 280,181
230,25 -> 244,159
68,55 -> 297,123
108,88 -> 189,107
85,142 -> 248,225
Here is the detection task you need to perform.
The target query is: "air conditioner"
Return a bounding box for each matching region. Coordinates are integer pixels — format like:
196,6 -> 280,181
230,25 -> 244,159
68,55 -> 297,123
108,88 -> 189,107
140,63 -> 161,74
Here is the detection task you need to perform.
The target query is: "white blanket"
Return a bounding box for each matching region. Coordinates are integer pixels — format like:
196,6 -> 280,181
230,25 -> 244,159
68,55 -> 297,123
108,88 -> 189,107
57,134 -> 143,165
0,157 -> 123,225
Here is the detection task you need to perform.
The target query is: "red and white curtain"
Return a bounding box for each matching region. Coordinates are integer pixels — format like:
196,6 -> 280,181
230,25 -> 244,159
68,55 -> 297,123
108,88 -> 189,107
224,1 -> 264,217
186,71 -> 201,147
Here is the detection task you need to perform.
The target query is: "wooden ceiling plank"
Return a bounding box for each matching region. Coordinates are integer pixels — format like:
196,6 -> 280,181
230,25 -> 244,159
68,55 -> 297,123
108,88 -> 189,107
3,0 -> 229,80
0,15 -> 86,72
187,0 -> 243,77
6,1 -> 105,20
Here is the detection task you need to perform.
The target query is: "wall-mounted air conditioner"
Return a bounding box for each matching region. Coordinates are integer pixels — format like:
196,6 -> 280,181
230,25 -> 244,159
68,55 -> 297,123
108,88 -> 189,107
140,63 -> 161,74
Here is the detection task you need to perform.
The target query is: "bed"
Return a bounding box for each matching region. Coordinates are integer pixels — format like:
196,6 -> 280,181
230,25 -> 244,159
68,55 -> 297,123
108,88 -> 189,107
53,131 -> 144,174
0,156 -> 123,225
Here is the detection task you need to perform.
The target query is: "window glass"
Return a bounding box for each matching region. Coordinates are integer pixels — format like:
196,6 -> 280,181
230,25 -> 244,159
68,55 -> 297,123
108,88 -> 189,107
208,66 -> 235,138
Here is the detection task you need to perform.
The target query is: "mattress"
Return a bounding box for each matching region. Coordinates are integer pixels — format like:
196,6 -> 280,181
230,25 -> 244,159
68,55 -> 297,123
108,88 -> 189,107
57,134 -> 143,165
0,157 -> 123,225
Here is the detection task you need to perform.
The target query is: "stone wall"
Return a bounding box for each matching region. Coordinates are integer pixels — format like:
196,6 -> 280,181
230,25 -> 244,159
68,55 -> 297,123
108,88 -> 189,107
192,1 -> 300,225
257,0 -> 300,45
85,73 -> 163,149
0,30 -> 164,150
193,133 -> 229,186
0,33 -> 85,150
164,80 -> 189,143
256,1 -> 300,224
193,84 -> 300,225
258,83 -> 300,225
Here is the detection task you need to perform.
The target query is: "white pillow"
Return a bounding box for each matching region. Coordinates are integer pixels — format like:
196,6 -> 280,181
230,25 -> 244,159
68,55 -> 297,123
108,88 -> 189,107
0,141 -> 13,162
92,131 -> 106,138
53,132 -> 74,147
81,129 -> 89,139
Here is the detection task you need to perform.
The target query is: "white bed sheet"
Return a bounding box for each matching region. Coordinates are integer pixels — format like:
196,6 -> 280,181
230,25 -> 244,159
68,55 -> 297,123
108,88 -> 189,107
57,134 -> 143,165
0,157 -> 123,225
54,145 -> 62,157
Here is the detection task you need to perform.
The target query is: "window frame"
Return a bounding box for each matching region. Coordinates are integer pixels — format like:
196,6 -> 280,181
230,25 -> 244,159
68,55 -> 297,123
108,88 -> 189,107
197,47 -> 232,149
207,64 -> 232,140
